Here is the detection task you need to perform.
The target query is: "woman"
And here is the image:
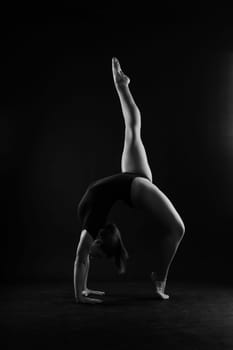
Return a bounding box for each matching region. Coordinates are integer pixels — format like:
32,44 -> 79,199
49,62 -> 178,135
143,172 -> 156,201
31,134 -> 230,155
74,57 -> 185,304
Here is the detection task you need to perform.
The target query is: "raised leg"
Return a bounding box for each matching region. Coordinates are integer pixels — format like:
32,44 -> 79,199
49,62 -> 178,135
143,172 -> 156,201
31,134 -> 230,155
112,58 -> 185,300
112,57 -> 153,182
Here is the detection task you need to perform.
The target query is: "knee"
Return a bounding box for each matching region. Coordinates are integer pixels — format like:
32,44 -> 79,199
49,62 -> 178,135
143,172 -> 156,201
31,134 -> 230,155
171,219 -> 185,240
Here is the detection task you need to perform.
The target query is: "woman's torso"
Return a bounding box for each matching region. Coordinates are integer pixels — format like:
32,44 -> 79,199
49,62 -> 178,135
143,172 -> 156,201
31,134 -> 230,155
78,172 -> 151,238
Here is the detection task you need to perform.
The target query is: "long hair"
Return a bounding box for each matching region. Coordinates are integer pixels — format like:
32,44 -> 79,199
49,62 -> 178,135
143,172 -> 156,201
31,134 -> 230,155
98,223 -> 129,274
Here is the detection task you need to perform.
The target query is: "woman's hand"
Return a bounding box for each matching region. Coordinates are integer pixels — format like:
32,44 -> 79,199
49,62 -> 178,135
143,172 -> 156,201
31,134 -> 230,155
82,288 -> 105,297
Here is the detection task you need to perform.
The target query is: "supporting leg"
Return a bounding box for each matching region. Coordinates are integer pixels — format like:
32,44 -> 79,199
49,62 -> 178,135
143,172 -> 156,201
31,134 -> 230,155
131,178 -> 185,299
151,223 -> 185,299
112,57 -> 153,181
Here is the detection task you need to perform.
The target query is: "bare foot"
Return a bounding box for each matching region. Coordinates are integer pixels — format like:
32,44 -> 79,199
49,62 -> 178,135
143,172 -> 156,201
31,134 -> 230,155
112,57 -> 130,87
151,272 -> 170,300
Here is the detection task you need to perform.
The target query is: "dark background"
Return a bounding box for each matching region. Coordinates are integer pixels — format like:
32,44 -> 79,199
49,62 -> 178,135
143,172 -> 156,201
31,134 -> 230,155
1,3 -> 233,285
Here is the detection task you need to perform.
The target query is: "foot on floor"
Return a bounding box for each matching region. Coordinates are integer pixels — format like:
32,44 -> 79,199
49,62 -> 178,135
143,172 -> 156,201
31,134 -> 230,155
151,272 -> 170,300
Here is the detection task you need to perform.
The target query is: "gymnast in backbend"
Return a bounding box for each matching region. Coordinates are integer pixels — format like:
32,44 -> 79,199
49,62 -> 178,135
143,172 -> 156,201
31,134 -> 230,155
74,57 -> 185,304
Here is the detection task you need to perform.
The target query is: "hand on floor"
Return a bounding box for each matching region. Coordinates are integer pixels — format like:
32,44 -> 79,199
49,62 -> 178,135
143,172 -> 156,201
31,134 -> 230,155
82,288 -> 105,297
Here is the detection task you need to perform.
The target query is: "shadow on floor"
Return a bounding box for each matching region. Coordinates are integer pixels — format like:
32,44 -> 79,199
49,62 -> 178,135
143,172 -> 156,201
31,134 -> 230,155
1,280 -> 233,349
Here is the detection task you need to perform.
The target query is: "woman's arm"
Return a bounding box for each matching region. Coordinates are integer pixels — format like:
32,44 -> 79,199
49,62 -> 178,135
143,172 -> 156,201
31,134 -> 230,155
81,255 -> 105,297
73,254 -> 87,301
73,230 -> 103,304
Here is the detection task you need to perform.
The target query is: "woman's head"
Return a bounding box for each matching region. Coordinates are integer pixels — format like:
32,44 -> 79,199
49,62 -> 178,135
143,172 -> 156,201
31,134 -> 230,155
89,223 -> 129,274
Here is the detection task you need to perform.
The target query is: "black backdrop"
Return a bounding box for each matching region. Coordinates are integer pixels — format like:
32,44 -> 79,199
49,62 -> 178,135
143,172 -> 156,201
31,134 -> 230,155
1,4 -> 233,284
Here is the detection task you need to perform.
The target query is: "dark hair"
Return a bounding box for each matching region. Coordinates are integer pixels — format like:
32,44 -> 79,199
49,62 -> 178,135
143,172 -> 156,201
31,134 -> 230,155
98,223 -> 129,274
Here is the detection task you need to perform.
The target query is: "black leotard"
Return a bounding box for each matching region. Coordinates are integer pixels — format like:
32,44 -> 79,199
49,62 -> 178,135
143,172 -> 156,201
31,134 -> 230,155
78,172 -> 150,239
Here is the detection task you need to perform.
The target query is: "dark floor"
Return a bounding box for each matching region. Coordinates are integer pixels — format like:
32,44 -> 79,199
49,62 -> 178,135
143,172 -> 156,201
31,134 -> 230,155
1,280 -> 233,350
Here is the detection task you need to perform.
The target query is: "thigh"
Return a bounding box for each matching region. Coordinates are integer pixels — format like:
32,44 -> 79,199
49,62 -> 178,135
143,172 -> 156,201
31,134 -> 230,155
131,178 -> 184,229
121,134 -> 153,182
